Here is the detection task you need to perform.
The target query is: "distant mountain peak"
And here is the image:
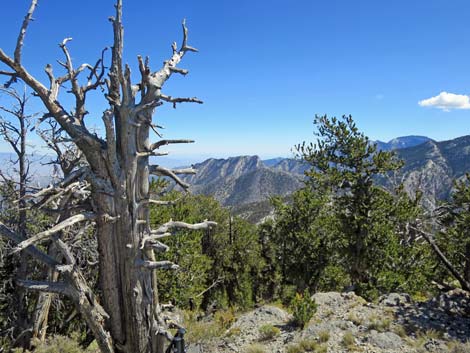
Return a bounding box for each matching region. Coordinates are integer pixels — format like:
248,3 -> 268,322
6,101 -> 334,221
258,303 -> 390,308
375,136 -> 433,151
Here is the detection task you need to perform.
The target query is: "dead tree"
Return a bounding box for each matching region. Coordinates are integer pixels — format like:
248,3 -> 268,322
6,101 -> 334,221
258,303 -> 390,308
0,87 -> 33,238
0,86 -> 35,347
31,119 -> 92,343
0,1 -> 215,352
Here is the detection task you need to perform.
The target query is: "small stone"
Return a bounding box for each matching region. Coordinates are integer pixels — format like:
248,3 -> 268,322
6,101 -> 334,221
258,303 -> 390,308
378,293 -> 411,307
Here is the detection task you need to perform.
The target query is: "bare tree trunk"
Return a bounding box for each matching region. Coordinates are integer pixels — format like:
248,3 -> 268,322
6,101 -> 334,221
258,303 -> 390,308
31,122 -> 86,342
0,1 -> 214,352
32,249 -> 59,341
0,87 -> 33,348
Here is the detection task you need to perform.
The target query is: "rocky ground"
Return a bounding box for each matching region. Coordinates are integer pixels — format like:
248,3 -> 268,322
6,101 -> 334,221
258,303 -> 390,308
185,290 -> 470,353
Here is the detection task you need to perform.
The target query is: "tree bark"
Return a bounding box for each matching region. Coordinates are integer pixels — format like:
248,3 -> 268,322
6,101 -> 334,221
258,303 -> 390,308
0,1 -> 211,351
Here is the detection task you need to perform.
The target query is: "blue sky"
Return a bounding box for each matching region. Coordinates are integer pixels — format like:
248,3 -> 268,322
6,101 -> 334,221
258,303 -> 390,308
1,0 -> 470,162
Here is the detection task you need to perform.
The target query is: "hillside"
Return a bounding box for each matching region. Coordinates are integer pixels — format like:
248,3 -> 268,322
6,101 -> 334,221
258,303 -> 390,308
186,290 -> 470,353
391,135 -> 470,208
182,156 -> 303,207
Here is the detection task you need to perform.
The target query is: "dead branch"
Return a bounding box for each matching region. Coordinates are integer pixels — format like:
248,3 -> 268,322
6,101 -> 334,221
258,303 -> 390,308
134,19 -> 200,116
168,67 -> 188,76
13,212 -> 97,252
14,0 -> 38,64
194,278 -> 223,298
0,221 -> 114,353
154,220 -> 217,234
410,226 -> 470,291
138,260 -> 179,270
140,233 -> 171,249
149,165 -> 195,190
23,167 -> 88,200
159,94 -> 203,109
144,241 -> 169,252
148,199 -> 179,206
17,280 -> 72,296
0,222 -> 58,268
108,0 -> 124,106
149,139 -> 194,151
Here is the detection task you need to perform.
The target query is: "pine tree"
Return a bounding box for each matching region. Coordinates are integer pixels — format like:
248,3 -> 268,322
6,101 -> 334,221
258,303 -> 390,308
289,115 -> 426,297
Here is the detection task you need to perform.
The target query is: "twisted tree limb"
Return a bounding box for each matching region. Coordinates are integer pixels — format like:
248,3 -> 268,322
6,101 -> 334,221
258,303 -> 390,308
149,165 -> 195,190
0,222 -> 114,353
13,212 -> 96,253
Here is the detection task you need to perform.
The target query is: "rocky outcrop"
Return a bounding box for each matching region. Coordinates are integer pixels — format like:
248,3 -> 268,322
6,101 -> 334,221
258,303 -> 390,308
392,136 -> 470,208
186,291 -> 470,353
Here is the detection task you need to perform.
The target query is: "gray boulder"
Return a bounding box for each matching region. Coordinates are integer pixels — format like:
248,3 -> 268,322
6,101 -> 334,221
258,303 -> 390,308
368,331 -> 403,349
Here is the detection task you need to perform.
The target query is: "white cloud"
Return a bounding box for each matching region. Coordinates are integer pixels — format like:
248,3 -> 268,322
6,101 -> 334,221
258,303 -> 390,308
418,91 -> 470,111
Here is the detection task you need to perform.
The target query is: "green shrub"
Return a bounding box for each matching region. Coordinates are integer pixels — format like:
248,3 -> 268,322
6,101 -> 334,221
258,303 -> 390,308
416,329 -> 444,341
281,285 -> 298,307
183,311 -> 223,343
318,265 -> 350,291
258,324 -> 280,341
290,290 -> 318,328
214,308 -> 236,330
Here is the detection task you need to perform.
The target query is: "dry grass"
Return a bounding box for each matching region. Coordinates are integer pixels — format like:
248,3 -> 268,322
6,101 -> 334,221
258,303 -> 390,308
366,314 -> 391,332
446,340 -> 470,353
341,331 -> 356,350
245,343 -> 266,353
299,338 -> 317,351
347,312 -> 363,326
286,343 -> 303,353
318,330 -> 330,343
12,335 -> 100,353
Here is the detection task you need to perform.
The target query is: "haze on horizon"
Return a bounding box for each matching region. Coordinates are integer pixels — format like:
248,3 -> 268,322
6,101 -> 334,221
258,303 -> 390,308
0,0 -> 469,160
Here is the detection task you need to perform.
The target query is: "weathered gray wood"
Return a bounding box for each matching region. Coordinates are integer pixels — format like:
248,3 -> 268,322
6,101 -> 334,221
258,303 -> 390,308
0,1 -> 211,352
13,212 -> 96,252
0,223 -> 114,353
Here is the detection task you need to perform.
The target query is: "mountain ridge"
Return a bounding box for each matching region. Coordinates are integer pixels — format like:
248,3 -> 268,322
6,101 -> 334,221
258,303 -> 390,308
374,135 -> 433,151
181,135 -> 470,222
